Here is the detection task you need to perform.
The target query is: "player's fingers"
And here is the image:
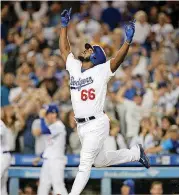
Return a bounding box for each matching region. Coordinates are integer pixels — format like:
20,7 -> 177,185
61,9 -> 68,16
129,20 -> 135,26
69,7 -> 72,15
130,23 -> 135,28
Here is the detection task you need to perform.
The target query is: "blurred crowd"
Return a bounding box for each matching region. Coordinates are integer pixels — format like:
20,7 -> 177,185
18,179 -> 165,195
1,1 -> 179,157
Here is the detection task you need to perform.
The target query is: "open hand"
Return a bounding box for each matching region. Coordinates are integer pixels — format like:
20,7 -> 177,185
61,8 -> 72,27
125,20 -> 135,43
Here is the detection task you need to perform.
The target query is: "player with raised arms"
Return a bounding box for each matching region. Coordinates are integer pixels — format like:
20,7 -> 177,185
59,8 -> 150,195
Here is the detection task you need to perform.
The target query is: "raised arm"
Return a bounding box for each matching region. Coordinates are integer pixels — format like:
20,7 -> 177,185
35,2 -> 48,19
59,8 -> 72,62
14,2 -> 25,19
116,81 -> 132,103
110,21 -> 135,73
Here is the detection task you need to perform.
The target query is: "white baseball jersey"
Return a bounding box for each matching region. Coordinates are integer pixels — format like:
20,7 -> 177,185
42,120 -> 66,160
66,53 -> 115,118
0,120 -> 10,153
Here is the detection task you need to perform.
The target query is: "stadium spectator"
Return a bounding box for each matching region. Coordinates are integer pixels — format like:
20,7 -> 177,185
121,179 -> 135,195
133,11 -> 151,44
76,12 -> 101,41
116,83 -> 148,144
151,12 -> 174,43
14,2 -> 48,25
103,119 -> 127,151
1,73 -> 15,107
48,2 -> 62,27
101,1 -> 121,31
112,28 -> 124,51
89,1 -> 103,21
150,181 -> 163,195
21,183 -> 37,195
9,75 -> 33,104
161,116 -> 176,139
148,6 -> 159,24
130,117 -> 155,150
1,105 -> 25,152
146,125 -> 179,154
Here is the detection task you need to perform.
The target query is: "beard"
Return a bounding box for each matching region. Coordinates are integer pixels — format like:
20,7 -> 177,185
78,55 -> 90,62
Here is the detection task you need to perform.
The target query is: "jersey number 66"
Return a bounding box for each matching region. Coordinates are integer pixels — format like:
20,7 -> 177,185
81,88 -> 95,101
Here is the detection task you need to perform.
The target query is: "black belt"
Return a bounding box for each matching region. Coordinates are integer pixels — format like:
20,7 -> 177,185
75,116 -> 95,123
3,150 -> 14,154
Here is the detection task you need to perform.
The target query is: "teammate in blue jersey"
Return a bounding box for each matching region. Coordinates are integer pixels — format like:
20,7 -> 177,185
32,104 -> 68,195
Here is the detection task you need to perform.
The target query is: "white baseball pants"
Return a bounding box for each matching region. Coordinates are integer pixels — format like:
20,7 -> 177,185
1,153 -> 11,195
69,114 -> 140,195
38,158 -> 68,195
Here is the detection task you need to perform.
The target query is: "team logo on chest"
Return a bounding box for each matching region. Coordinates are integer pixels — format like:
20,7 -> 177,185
70,76 -> 93,91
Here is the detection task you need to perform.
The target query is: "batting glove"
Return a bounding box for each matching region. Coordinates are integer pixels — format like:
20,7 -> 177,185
125,20 -> 135,44
61,8 -> 72,27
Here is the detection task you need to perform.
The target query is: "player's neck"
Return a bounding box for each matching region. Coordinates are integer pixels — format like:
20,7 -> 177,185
82,62 -> 93,70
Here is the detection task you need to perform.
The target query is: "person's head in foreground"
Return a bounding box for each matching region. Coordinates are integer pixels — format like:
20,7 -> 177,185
78,43 -> 106,70
150,181 -> 163,195
121,179 -> 135,195
22,183 -> 36,195
43,104 -> 59,124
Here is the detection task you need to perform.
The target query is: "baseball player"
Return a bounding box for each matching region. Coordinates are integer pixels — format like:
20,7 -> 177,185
0,120 -> 12,195
32,104 -> 68,195
59,8 -> 150,195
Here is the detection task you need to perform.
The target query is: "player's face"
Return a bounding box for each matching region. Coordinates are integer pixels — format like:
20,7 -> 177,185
78,48 -> 93,62
150,184 -> 163,195
121,185 -> 130,195
46,113 -> 57,124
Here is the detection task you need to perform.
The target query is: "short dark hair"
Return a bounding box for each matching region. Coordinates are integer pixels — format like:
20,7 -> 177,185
162,116 -> 176,126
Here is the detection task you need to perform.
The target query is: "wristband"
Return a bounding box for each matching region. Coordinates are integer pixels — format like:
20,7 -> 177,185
125,40 -> 131,45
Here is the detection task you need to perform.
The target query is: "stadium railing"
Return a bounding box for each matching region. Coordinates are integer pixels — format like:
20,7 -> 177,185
8,154 -> 179,195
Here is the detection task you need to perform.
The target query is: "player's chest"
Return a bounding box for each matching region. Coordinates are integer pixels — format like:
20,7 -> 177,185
69,70 -> 102,91
69,71 -> 103,102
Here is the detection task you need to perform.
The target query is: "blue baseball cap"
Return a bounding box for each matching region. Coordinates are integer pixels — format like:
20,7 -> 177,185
123,179 -> 135,195
43,104 -> 59,114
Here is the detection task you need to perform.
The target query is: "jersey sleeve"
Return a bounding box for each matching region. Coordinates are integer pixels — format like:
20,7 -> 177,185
161,139 -> 173,150
98,60 -> 115,82
48,121 -> 66,136
32,119 -> 40,130
66,52 -> 82,73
